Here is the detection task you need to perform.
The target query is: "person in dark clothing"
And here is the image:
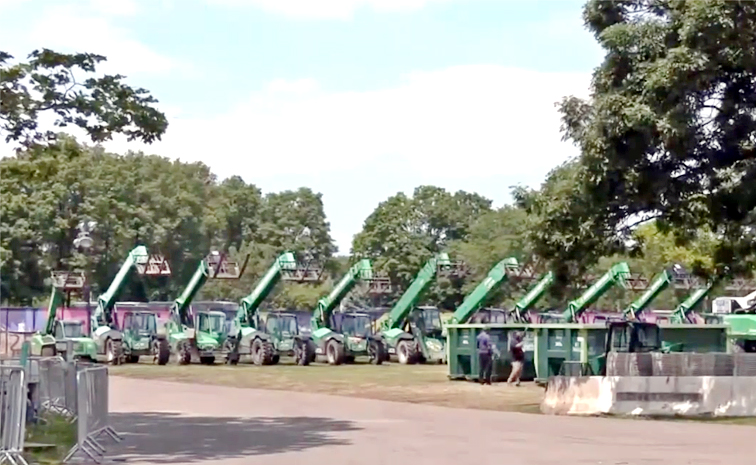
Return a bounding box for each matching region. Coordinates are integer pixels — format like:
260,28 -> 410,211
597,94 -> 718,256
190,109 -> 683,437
476,317 -> 494,385
508,331 -> 525,386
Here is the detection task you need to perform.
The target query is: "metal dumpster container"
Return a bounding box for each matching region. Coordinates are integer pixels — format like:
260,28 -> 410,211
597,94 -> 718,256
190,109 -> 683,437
446,323 -> 536,382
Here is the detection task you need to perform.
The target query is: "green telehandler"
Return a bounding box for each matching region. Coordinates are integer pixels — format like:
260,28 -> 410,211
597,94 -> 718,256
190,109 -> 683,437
378,253 -> 466,364
91,246 -> 172,365
166,252 -> 247,365
309,259 -> 391,365
225,251 -> 323,366
30,271 -> 99,360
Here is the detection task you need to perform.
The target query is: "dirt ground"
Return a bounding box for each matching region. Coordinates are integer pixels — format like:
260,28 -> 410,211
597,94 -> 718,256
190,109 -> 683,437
110,362 -> 544,413
107,375 -> 755,465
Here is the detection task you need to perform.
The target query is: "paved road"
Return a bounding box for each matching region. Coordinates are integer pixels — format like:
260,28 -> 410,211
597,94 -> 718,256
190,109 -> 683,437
109,376 -> 753,465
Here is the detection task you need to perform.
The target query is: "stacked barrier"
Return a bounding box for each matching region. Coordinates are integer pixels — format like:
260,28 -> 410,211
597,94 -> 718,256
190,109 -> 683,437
0,366 -> 28,465
606,352 -> 756,376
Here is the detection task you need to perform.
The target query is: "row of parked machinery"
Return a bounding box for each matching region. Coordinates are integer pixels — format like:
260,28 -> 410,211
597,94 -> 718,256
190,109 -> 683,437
28,243 -> 756,367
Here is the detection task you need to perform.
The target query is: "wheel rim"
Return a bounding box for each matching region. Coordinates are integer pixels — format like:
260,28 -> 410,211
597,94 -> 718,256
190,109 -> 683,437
327,344 -> 335,363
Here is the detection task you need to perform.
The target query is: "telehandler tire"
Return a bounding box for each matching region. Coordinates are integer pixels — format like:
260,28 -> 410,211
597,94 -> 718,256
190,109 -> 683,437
396,340 -> 418,365
253,339 -> 275,365
295,339 -> 310,366
368,340 -> 385,365
156,339 -> 170,366
106,339 -> 124,365
326,339 -> 345,365
177,342 -> 191,365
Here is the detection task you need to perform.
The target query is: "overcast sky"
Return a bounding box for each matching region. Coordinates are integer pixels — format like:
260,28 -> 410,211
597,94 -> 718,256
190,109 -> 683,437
0,0 -> 603,253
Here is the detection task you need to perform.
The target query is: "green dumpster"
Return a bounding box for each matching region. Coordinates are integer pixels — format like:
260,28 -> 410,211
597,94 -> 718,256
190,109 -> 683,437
446,323 -> 536,382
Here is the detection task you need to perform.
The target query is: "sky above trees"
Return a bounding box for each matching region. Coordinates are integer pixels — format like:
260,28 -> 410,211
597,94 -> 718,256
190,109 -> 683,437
0,0 -> 603,253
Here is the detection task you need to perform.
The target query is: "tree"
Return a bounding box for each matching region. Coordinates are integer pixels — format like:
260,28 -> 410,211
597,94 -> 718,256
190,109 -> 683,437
449,206 -> 532,306
1,49 -> 167,148
526,0 -> 756,277
352,186 -> 492,309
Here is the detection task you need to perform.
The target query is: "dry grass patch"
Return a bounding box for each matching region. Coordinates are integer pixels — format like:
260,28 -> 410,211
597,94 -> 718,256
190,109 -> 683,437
111,360 -> 543,413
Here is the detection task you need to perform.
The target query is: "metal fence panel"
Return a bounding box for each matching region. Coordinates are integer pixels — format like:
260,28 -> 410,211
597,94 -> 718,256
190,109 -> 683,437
64,366 -> 122,464
38,357 -> 77,418
0,367 -> 28,465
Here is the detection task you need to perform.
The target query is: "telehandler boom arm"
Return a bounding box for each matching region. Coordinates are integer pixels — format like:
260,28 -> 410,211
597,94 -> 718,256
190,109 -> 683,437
512,271 -> 554,321
450,257 -> 520,324
311,259 -> 373,330
94,246 -> 150,327
236,252 -> 299,325
563,262 -> 631,323
170,251 -> 247,325
382,253 -> 454,331
624,268 -> 679,320
670,281 -> 715,324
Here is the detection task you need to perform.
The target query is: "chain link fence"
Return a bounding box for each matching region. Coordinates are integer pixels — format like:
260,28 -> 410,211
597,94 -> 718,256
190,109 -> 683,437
607,352 -> 756,377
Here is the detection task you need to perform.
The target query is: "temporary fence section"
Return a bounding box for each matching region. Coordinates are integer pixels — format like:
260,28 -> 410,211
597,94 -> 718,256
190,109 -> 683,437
63,366 -> 122,464
0,366 -> 28,465
606,352 -> 756,377
36,357 -> 78,419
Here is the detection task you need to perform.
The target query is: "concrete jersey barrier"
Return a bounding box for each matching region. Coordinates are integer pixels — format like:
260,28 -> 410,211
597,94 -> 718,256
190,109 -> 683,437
542,375 -> 756,417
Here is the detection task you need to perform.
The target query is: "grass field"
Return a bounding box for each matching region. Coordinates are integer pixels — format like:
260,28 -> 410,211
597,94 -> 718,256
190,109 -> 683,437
111,360 -> 544,413
25,414 -> 76,465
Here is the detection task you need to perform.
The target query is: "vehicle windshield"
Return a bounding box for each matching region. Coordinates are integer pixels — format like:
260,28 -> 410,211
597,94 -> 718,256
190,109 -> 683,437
128,314 -> 157,334
278,316 -> 299,336
197,313 -> 225,333
341,314 -> 371,338
62,322 -> 84,338
417,308 -> 443,335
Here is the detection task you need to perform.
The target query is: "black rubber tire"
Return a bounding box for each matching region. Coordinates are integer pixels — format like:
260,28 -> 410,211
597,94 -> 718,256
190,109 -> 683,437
178,342 -> 191,365
157,339 -> 170,366
368,340 -> 385,365
305,340 -> 316,364
261,343 -> 275,365
107,339 -> 124,365
326,339 -> 345,366
295,339 -> 310,366
396,340 -> 418,365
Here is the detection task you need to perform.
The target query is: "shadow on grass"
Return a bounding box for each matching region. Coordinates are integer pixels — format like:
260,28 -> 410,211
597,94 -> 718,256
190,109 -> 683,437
109,412 -> 361,463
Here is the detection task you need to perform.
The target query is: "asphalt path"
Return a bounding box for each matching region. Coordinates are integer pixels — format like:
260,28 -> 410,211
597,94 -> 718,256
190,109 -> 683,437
107,376 -> 753,465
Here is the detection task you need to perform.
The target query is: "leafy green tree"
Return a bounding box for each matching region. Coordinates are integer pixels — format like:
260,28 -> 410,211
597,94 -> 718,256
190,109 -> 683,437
1,49 -> 167,148
523,0 -> 756,277
352,186 -> 492,309
449,206 -> 532,307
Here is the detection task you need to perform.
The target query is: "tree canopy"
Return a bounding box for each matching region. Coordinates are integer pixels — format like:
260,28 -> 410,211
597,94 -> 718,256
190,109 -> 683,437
522,0 -> 756,278
1,39 -> 747,315
1,49 -> 167,148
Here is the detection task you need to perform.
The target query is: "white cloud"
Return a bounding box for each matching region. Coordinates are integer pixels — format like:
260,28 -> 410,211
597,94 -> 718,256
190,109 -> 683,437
205,0 -> 453,20
88,0 -> 140,16
0,1 -> 182,78
25,5 -> 179,77
92,65 -> 590,181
